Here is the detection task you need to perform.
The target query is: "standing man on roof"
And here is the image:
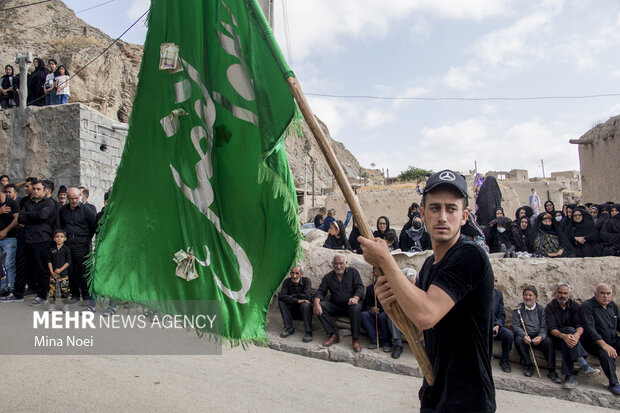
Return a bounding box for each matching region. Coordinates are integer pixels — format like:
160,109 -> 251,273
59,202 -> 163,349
360,169 -> 496,412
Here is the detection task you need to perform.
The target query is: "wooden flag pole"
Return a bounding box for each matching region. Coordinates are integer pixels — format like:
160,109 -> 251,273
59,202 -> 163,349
286,76 -> 435,386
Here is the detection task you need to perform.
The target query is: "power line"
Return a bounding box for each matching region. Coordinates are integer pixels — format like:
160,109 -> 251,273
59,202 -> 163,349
305,92 -> 620,102
0,0 -> 52,12
75,0 -> 117,14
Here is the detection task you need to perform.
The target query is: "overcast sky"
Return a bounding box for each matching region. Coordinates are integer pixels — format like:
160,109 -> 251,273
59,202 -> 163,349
62,0 -> 620,178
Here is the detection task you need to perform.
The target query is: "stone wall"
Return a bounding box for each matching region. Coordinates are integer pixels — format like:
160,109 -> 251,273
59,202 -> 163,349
573,114 -> 620,203
0,104 -> 126,209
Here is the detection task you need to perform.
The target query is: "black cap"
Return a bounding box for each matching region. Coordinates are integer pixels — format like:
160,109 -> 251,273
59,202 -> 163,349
423,169 -> 468,199
57,185 -> 67,195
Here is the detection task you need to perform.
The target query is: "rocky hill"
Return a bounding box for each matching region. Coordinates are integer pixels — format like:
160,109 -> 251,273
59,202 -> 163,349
0,0 -> 361,191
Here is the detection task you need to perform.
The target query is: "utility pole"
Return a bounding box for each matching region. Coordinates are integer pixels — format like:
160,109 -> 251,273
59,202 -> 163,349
14,52 -> 33,108
257,0 -> 274,28
540,159 -> 546,178
311,161 -> 315,207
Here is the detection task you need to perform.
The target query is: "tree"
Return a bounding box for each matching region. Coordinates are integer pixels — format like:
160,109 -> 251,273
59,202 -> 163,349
397,166 -> 433,182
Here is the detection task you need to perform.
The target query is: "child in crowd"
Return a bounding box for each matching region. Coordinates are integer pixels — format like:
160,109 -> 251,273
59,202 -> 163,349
54,65 -> 70,105
47,230 -> 71,311
43,59 -> 57,106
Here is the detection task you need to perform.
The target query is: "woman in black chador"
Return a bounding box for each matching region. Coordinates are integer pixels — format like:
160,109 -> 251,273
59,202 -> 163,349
568,207 -> 601,257
475,175 -> 502,227
27,58 -> 47,106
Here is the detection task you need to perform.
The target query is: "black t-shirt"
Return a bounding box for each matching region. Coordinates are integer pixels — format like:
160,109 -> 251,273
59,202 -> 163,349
48,245 -> 71,276
0,199 -> 19,238
416,236 -> 496,413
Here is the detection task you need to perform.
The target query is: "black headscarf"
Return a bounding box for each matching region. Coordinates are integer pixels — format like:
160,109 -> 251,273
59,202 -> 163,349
600,204 -> 620,256
475,176 -> 502,227
529,212 -> 575,257
348,220 -> 362,254
569,207 -> 601,257
373,216 -> 390,239
512,215 -> 533,252
27,58 -> 47,106
484,216 -> 515,253
543,200 -> 556,215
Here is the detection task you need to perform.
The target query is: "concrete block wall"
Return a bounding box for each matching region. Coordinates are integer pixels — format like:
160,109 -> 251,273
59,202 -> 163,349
77,105 -> 127,209
0,103 -> 126,210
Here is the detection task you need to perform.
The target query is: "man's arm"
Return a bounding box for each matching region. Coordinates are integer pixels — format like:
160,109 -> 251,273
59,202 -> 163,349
18,199 -> 55,225
299,278 -> 313,301
361,237 -> 454,331
0,212 -> 18,240
277,279 -> 297,305
579,302 -> 603,342
85,206 -> 97,238
512,307 -> 526,338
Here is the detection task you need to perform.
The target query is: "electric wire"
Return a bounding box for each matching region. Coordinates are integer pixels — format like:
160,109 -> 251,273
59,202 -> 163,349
75,0 -> 117,14
305,92 -> 620,102
0,0 -> 52,12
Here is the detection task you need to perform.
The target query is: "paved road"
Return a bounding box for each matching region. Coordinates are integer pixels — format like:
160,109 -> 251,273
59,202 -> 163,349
0,302 -> 616,412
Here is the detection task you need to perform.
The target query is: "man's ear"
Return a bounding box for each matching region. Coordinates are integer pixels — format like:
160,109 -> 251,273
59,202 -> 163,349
461,208 -> 469,226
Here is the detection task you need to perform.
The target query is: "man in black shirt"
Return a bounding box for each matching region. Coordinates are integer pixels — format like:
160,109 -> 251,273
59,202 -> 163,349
277,265 -> 313,342
313,254 -> 364,352
0,189 -> 18,297
58,187 -> 97,309
79,187 -> 97,215
545,282 -> 599,388
580,283 -> 620,395
13,180 -> 56,304
361,169 -> 496,412
492,276 -> 514,373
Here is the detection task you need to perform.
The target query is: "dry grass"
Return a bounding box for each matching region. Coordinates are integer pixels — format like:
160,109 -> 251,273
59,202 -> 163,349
49,36 -> 107,50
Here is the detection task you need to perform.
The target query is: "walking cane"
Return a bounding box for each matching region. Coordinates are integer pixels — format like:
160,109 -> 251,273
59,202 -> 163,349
516,308 -> 541,379
373,286 -> 380,353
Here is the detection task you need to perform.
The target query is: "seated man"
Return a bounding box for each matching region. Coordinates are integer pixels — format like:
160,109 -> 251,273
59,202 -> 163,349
545,282 -> 599,389
361,268 -> 390,351
493,276 -> 514,373
313,254 -> 364,352
580,283 -> 620,395
512,285 -> 561,383
277,265 -> 313,343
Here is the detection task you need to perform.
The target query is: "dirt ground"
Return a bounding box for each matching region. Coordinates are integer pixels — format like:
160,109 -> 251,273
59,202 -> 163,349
0,299 -> 616,413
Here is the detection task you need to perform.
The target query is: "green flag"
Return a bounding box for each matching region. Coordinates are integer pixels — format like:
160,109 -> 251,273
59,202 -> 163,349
91,0 -> 301,343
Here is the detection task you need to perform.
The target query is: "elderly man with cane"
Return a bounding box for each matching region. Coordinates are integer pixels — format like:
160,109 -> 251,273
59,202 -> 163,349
512,285 -> 561,383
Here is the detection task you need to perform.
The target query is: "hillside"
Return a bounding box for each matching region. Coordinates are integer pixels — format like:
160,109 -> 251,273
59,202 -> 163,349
0,0 -> 361,192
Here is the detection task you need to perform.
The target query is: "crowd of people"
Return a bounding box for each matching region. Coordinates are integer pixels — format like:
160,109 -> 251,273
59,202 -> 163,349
492,281 -> 619,394
0,175 -> 108,313
312,187 -> 619,259
1,57 -> 71,109
278,250 -> 620,395
481,199 -> 620,258
305,176 -> 619,397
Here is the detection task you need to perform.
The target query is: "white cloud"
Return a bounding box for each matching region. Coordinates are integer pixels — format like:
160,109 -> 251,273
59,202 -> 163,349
273,0 -> 512,62
441,63 -> 484,91
362,109 -> 396,128
409,117 -> 579,177
127,0 -> 150,20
